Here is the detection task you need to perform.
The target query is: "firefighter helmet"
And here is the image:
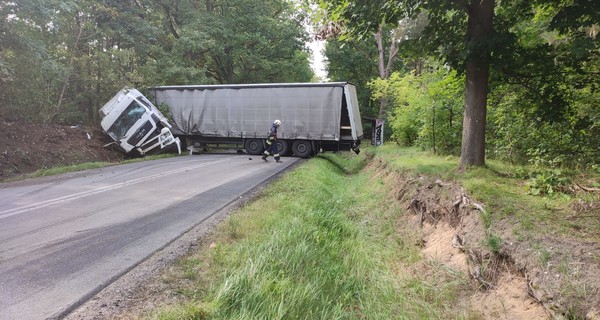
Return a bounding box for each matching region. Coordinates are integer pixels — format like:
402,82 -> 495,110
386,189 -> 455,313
274,119 -> 281,127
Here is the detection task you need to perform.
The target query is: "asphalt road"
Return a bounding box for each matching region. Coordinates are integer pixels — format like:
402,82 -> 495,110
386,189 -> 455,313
0,154 -> 299,320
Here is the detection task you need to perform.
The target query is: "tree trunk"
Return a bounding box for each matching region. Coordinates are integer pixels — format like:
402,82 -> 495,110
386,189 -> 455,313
375,25 -> 400,119
459,0 -> 494,169
376,28 -> 386,79
52,18 -> 85,124
225,47 -> 234,83
432,102 -> 436,154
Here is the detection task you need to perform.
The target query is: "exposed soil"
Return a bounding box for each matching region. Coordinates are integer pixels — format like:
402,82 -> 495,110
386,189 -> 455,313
0,118 -> 124,181
368,157 -> 600,320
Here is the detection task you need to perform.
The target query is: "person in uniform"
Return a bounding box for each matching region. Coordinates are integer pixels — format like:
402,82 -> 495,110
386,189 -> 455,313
262,119 -> 282,163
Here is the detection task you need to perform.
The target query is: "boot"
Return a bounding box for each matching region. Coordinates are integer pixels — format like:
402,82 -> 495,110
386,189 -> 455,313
262,154 -> 268,161
275,157 -> 282,163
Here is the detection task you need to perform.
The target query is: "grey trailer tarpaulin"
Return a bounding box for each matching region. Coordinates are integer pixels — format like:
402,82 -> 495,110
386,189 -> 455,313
151,83 -> 351,141
344,83 -> 363,141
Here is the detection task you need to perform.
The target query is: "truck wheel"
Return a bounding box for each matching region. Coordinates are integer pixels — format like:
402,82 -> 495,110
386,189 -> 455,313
244,139 -> 264,155
274,140 -> 289,156
292,140 -> 312,158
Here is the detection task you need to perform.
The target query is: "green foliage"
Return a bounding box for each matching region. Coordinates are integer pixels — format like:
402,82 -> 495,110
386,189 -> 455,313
484,2 -> 599,168
480,208 -> 493,230
487,234 -> 503,254
539,248 -> 551,266
370,145 -> 459,178
372,144 -> 600,242
370,63 -> 464,155
370,73 -> 422,146
325,39 -> 380,117
151,152 -> 472,319
317,1 -> 425,120
526,169 -> 571,196
319,0 -> 599,169
487,77 -> 599,168
162,0 -> 312,85
203,157 -> 403,319
0,0 -> 314,125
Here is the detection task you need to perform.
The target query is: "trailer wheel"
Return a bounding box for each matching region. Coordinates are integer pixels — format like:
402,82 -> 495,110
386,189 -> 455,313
244,139 -> 264,155
274,140 -> 289,156
292,140 -> 312,158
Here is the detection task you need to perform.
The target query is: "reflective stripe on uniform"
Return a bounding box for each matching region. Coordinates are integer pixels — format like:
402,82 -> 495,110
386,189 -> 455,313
263,150 -> 270,155
266,140 -> 272,145
274,154 -> 280,157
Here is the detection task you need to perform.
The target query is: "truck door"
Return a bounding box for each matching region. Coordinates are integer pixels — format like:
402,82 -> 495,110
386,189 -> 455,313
343,84 -> 364,140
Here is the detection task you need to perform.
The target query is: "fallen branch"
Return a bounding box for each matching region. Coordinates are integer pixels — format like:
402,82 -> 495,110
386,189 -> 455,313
453,198 -> 462,208
577,183 -> 600,192
472,202 -> 485,213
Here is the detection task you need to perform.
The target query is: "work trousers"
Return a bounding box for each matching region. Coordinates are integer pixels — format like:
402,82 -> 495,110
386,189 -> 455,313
263,139 -> 280,160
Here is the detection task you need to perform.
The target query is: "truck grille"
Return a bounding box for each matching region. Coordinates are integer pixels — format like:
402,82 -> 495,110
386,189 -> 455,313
127,121 -> 154,146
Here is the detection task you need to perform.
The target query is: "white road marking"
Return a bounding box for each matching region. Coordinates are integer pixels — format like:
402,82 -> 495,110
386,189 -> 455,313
0,158 -> 230,219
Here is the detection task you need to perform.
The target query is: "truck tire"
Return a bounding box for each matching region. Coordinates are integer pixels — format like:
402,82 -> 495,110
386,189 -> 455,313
274,140 -> 289,156
244,139 -> 264,155
292,140 -> 312,158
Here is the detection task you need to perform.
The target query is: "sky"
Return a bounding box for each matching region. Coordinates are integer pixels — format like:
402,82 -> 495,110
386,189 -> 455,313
304,17 -> 328,81
308,39 -> 328,80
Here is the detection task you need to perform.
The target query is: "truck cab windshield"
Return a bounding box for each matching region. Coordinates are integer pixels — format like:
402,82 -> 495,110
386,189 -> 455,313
107,100 -> 147,141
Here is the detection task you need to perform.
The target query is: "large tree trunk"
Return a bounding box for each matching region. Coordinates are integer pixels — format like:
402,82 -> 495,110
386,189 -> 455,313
459,0 -> 494,169
375,26 -> 399,119
51,18 -> 85,124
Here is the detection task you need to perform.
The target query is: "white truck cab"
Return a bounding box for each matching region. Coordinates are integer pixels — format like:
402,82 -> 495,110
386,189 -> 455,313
99,88 -> 180,155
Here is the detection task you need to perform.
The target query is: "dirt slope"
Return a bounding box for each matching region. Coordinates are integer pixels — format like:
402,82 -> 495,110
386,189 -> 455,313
0,119 -> 124,181
371,157 -> 600,320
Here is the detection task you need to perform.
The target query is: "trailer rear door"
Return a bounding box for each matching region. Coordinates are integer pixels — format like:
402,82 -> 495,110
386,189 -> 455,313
344,84 -> 364,140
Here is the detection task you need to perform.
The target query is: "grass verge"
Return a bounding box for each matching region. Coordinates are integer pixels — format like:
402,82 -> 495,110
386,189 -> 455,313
365,145 -> 599,318
136,145 -> 597,319
373,145 -> 600,243
148,150 -> 471,319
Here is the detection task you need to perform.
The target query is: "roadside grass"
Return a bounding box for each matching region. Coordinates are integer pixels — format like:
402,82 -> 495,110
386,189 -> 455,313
141,145 -> 596,319
1,153 -> 179,183
371,144 -> 600,243
4,161 -> 113,182
371,145 -> 459,178
358,145 -> 599,317
149,151 -> 472,319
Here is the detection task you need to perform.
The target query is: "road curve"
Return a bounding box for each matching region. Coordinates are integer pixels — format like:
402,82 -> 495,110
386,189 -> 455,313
0,154 -> 299,320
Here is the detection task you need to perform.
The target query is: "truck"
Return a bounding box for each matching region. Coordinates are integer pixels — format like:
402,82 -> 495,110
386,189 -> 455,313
99,88 -> 181,156
149,82 -> 364,157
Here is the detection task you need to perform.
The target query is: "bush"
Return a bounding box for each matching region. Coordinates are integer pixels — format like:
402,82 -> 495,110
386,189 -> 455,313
526,169 -> 571,196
